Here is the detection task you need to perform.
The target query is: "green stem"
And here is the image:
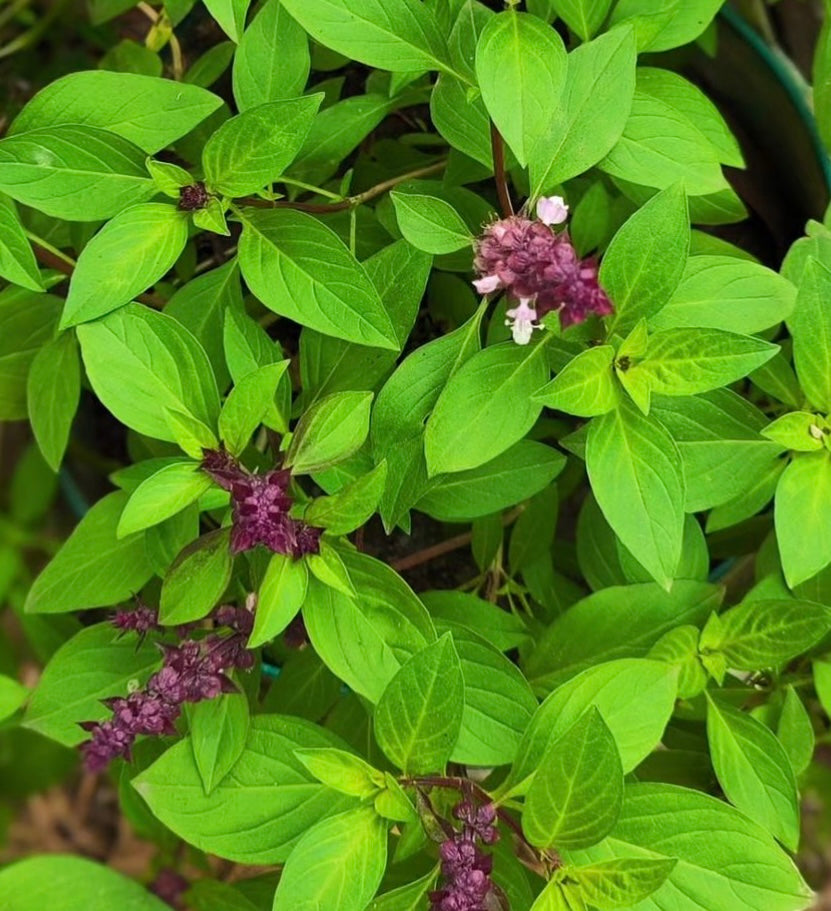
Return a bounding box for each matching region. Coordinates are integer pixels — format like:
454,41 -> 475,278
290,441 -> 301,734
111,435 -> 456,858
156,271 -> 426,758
280,177 -> 344,201
25,231 -> 75,267
239,160 -> 447,214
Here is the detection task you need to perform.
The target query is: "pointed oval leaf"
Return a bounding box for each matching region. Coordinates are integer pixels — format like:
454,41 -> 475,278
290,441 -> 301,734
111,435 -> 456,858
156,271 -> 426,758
0,125 -> 154,221
374,632 -> 464,774
524,707 -> 624,850
62,203 -> 189,327
9,71 -> 223,153
238,208 -> 398,349
706,695 -> 800,850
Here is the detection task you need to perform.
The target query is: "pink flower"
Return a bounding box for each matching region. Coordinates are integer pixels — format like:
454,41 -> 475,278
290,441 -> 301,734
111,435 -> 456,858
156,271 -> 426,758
505,298 -> 540,346
536,195 -> 569,226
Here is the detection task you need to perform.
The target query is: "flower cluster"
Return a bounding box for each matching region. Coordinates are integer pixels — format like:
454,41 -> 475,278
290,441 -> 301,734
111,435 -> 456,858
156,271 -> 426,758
201,449 -> 322,557
473,196 -> 614,344
80,605 -> 254,773
430,800 -> 499,911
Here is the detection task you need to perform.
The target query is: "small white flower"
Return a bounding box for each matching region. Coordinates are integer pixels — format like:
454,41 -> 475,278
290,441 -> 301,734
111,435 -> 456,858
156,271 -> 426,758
473,273 -> 502,295
536,195 -> 569,226
505,298 -> 541,345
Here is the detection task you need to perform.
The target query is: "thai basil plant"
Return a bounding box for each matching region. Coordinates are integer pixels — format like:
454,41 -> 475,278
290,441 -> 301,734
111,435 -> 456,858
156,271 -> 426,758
1,0 -> 831,909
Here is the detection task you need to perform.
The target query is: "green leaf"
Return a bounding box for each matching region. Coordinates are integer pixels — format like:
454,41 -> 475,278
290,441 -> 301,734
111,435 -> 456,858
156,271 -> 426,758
77,303 -> 221,444
23,492 -> 153,615
565,858 -> 677,910
524,707 -> 624,850
625,328 -> 777,406
445,622 -> 536,766
790,258 -> 831,411
706,695 -> 800,850
539,0 -> 614,40
422,591 -> 529,653
601,183 -> 690,332
529,26 -> 637,194
475,11 -> 567,166
118,461 -> 211,537
223,300 -> 284,382
0,856 -> 169,911
816,659 -> 831,719
187,881 -> 260,911
278,0 -> 451,74
289,93 -> 398,186
504,658 -> 678,792
134,714 -> 356,863
159,529 -> 233,625
249,553 -> 309,648
295,747 -> 383,798
24,621 -> 160,745
653,255 -> 796,333
305,461 -> 387,535
425,340 -> 549,476
0,288 -> 61,421
9,71 -> 223,153
238,208 -> 398,349
368,870 -> 437,911
184,41 -> 236,88
0,674 -> 28,722
534,345 -> 619,417
166,258 -> 242,391
372,305 -> 485,529
431,74 -> 493,168
219,361 -> 290,455
272,806 -> 387,911
61,203 -> 189,327
203,0 -> 251,41
0,125 -> 154,221
526,580 -> 719,693
232,0 -> 310,110
164,408 -> 220,459
563,782 -> 812,911
27,332 -> 80,471
651,390 -> 782,513
287,391 -> 373,474
390,186 -> 471,254
775,451 -> 831,587
302,551 -> 436,702
610,0 -> 723,53
417,439 -> 566,522
189,692 -> 250,794
647,625 -> 707,699
763,411 -> 827,453
699,599 -> 831,669
374,632 -> 464,774
586,402 -> 685,588
777,686 -> 814,776
0,194 -> 42,291
202,96 -> 320,196
600,86 -> 727,195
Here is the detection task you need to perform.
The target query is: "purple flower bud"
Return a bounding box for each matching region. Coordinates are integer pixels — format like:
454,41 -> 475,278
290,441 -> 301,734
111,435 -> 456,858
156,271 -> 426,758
81,720 -> 135,772
431,800 -> 499,911
149,869 -> 189,909
201,450 -> 322,559
112,602 -> 159,636
178,182 -> 209,211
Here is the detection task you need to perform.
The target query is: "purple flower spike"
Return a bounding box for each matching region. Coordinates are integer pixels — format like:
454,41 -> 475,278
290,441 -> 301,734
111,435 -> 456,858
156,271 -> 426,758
80,622 -> 254,773
112,601 -> 159,637
430,800 -> 500,911
472,205 -> 613,342
201,449 -> 322,558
